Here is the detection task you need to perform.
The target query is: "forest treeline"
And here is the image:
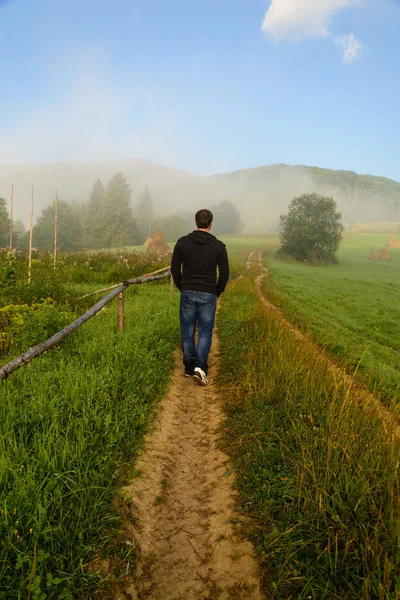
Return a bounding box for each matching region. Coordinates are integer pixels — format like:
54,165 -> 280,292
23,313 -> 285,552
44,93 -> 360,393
0,172 -> 242,251
209,164 -> 400,229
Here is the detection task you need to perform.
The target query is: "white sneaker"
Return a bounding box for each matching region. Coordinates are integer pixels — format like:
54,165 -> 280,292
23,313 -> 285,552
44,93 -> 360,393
193,367 -> 208,386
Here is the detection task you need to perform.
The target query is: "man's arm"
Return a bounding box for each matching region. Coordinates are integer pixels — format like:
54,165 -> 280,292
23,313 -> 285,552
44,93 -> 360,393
216,246 -> 229,297
171,241 -> 182,290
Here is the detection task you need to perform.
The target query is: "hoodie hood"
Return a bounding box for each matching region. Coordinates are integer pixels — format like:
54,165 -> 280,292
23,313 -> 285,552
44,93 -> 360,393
188,230 -> 216,245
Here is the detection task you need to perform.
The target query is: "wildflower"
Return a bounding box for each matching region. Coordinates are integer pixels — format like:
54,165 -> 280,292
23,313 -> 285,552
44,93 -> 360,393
30,528 -> 33,534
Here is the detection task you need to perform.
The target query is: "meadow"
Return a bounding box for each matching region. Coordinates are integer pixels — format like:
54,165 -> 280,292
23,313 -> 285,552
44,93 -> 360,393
220,234 -> 279,277
1,233 -> 400,598
0,248 -> 169,360
0,250 -> 179,598
218,263 -> 400,599
263,233 -> 400,403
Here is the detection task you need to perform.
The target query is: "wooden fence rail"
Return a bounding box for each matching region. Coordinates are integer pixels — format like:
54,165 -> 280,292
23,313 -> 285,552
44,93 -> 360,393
0,270 -> 171,381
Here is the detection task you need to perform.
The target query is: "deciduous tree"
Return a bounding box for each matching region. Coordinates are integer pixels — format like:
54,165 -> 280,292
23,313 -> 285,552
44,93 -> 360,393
209,200 -> 242,235
160,214 -> 187,242
279,193 -> 344,263
13,219 -> 26,249
33,200 -> 83,251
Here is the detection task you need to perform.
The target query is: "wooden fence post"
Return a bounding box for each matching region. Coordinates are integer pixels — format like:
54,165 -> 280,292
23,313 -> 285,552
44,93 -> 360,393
118,291 -> 125,331
54,189 -> 58,270
9,184 -> 13,255
28,185 -> 34,284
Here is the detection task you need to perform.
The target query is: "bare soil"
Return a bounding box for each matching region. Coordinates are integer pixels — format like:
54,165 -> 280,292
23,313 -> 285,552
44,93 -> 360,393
118,328 -> 264,599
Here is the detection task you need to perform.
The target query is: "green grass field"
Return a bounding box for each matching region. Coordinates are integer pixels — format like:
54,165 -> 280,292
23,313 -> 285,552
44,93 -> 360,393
0,280 -> 179,598
222,234 -> 279,277
1,232 -> 400,598
263,233 -> 400,403
218,265 -> 400,599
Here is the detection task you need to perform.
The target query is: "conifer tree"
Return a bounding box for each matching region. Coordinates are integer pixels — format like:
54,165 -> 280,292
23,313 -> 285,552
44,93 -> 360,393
135,186 -> 156,244
0,198 -> 8,247
102,172 -> 136,248
87,178 -> 105,248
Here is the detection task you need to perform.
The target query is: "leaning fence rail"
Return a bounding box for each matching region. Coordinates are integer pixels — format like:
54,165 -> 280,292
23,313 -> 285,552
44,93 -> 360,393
0,268 -> 171,381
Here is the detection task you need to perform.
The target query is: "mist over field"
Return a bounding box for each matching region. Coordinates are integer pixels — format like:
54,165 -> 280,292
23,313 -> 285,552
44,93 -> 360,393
1,159 -> 400,233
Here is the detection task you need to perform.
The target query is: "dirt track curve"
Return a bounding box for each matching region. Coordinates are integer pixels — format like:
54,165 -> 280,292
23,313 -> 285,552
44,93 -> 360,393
253,250 -> 400,438
119,322 -> 264,599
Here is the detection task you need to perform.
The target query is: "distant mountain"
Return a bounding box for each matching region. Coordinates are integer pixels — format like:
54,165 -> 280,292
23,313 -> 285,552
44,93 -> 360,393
207,164 -> 400,231
0,159 -> 399,232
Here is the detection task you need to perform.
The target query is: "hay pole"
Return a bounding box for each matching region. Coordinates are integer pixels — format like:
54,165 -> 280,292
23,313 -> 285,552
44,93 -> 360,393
28,185 -> 34,284
117,291 -> 125,331
9,184 -> 13,255
0,270 -> 171,380
77,266 -> 171,300
54,189 -> 58,270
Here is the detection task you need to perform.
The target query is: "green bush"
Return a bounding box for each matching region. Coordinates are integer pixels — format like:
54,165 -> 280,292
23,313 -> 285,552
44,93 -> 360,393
0,302 -> 74,358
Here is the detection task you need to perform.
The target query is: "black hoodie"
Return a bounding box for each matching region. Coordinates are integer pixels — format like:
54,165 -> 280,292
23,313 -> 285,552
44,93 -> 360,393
171,230 -> 229,297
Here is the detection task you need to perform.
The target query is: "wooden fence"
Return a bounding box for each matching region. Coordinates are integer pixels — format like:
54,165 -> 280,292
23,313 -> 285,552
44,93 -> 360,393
0,268 -> 171,381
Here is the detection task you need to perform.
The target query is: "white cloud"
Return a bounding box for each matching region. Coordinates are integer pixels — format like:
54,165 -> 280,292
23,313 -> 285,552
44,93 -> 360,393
262,0 -> 364,62
262,0 -> 361,39
335,32 -> 364,62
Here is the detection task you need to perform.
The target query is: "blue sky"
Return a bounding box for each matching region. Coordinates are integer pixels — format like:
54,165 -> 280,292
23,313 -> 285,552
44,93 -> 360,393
0,0 -> 399,179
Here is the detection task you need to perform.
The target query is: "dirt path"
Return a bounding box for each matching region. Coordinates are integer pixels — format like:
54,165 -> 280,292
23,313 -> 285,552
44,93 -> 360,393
119,326 -> 264,599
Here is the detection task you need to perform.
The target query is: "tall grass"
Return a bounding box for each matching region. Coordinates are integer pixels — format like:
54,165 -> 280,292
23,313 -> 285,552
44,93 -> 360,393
0,282 -> 179,598
218,271 -> 400,599
0,248 -> 169,288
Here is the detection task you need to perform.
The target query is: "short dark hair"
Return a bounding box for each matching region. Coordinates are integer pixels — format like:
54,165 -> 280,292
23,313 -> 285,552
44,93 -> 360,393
195,209 -> 213,229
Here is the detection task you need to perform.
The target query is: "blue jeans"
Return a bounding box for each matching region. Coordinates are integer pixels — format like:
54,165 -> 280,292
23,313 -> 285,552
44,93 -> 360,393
180,290 -> 217,376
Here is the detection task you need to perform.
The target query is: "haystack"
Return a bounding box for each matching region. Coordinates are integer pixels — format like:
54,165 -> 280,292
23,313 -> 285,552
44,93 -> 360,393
147,228 -> 170,254
377,246 -> 389,260
148,238 -> 170,254
143,237 -> 152,248
152,228 -> 164,240
387,235 -> 400,248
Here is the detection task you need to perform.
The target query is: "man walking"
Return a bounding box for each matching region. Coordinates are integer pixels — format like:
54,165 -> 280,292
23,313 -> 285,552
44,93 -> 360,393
171,209 -> 229,386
